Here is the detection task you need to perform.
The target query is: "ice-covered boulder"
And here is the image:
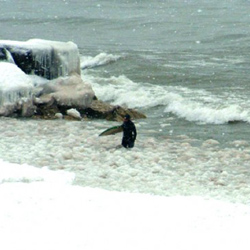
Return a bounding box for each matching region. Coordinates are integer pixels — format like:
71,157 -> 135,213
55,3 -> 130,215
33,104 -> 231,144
35,73 -> 95,109
0,39 -> 80,80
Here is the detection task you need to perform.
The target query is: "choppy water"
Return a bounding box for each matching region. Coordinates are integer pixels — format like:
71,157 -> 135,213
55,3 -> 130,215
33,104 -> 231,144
1,0 -> 250,203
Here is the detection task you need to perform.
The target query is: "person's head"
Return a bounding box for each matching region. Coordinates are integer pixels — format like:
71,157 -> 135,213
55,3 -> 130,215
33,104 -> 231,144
124,114 -> 131,121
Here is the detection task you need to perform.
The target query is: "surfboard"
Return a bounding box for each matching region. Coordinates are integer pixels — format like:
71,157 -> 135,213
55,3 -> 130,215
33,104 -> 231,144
99,125 -> 123,136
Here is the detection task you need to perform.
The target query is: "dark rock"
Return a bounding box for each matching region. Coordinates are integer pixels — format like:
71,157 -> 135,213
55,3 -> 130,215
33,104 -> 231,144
83,100 -> 146,121
34,97 -> 60,119
32,98 -> 146,121
20,100 -> 37,117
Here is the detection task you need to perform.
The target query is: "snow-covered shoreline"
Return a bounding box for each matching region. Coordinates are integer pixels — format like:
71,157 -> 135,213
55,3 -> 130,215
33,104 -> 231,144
1,159 -> 250,250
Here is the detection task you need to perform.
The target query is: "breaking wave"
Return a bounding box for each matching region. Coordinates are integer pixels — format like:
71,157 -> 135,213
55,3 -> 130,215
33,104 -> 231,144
164,101 -> 250,124
80,52 -> 121,69
82,72 -> 250,125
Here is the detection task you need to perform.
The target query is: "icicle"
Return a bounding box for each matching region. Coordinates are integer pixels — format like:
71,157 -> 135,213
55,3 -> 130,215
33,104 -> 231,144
27,39 -> 80,79
3,48 -> 16,64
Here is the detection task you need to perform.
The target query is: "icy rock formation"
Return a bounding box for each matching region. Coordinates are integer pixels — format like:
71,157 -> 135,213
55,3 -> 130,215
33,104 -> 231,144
0,39 -> 96,118
0,39 -> 80,80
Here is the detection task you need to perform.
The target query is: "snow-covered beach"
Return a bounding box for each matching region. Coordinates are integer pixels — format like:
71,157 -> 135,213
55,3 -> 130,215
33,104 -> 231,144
1,159 -> 250,250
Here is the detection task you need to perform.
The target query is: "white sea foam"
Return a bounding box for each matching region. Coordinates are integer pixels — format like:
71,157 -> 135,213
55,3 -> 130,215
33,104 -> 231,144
80,52 -> 121,69
81,73 -> 181,109
164,100 -> 250,124
0,118 -> 250,204
164,56 -> 245,69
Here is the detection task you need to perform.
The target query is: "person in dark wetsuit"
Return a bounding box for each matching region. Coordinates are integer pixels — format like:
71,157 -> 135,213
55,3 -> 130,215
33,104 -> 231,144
121,114 -> 137,148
